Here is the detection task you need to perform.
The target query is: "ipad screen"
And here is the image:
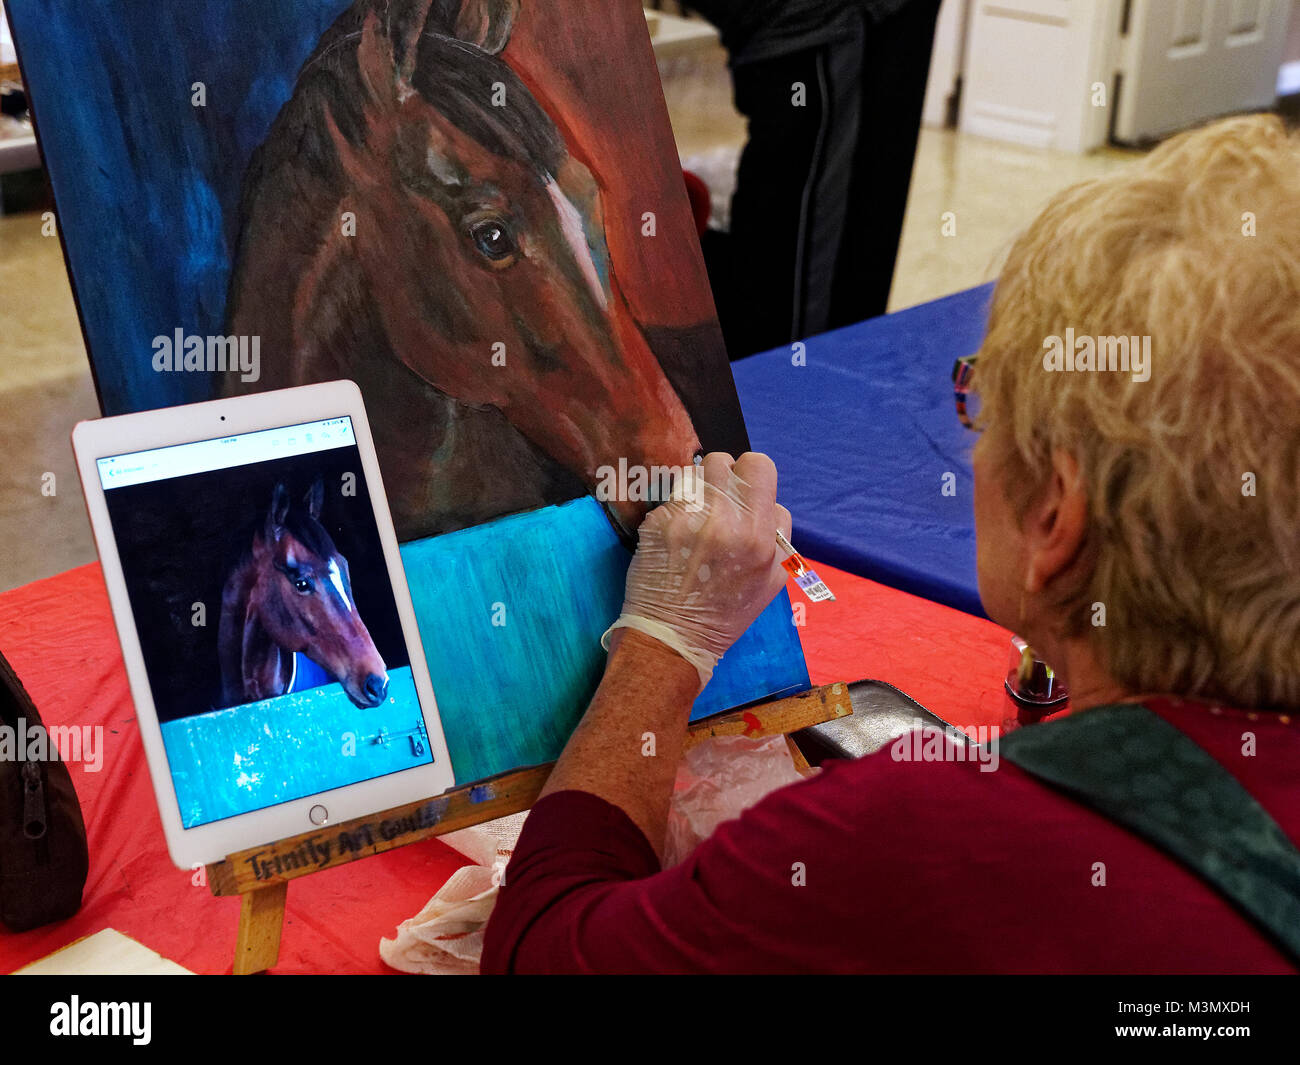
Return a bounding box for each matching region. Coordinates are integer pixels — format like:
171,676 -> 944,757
97,417 -> 436,829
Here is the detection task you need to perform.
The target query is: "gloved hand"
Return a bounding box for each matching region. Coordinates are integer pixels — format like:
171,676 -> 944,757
601,452 -> 792,687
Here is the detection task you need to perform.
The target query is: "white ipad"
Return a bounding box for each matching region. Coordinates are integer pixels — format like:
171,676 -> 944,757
73,380 -> 456,870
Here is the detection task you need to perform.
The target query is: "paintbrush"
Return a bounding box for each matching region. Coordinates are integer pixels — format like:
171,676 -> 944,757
682,453 -> 835,603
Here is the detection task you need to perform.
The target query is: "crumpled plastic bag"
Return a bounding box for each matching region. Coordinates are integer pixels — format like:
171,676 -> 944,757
663,734 -> 807,867
380,734 -> 808,973
379,812 -> 526,975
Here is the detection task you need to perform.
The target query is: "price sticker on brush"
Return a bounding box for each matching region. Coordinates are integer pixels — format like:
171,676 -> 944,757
776,530 -> 836,603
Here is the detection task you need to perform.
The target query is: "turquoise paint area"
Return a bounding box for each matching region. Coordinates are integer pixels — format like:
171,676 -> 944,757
401,497 -> 810,783
161,666 -> 432,828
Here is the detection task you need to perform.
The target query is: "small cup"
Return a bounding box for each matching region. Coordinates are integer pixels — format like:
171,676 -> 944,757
1004,635 -> 1069,720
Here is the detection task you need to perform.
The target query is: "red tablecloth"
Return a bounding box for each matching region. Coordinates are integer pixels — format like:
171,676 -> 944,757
0,560 -> 1009,974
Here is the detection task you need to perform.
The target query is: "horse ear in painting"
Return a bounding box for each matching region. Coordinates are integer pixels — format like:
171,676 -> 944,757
265,482 -> 290,545
361,0 -> 518,101
444,0 -> 519,55
386,0 -> 519,59
304,477 -> 325,521
356,12 -> 399,109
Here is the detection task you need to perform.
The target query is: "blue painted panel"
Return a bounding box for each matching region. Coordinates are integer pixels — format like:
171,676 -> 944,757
691,592 -> 810,719
400,497 -> 810,783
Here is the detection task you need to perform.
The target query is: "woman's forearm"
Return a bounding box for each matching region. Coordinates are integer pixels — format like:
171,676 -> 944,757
538,627 -> 701,859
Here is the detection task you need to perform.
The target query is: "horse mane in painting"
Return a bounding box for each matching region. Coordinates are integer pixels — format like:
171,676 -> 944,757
225,0 -> 702,542
218,479 -> 389,710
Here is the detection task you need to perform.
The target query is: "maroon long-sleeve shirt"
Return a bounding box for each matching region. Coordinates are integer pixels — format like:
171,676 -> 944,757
480,697 -> 1300,973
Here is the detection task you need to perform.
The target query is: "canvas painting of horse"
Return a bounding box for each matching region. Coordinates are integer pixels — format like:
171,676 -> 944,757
224,0 -> 710,542
9,0 -> 811,784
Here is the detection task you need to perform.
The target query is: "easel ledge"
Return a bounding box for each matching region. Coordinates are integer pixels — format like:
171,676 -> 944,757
208,681 -> 853,973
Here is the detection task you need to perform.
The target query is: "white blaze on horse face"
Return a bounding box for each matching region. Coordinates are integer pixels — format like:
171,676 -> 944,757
545,177 -> 607,312
327,558 -> 353,612
427,146 -> 463,187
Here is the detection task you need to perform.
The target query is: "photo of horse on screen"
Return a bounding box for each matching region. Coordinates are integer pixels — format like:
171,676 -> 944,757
219,479 -> 390,711
100,447 -> 432,829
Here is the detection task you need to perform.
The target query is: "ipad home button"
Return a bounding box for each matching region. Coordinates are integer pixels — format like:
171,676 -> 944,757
309,804 -> 329,826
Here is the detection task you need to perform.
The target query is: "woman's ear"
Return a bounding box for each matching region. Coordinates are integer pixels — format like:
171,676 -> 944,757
1024,449 -> 1089,596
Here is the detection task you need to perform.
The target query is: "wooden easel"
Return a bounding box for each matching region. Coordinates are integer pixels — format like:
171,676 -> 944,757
206,682 -> 853,973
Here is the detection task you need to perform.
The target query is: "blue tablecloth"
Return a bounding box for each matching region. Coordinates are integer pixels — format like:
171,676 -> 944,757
733,283 -> 995,617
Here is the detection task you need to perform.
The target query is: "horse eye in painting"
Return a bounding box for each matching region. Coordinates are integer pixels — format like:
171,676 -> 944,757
469,218 -> 517,263
292,577 -> 314,594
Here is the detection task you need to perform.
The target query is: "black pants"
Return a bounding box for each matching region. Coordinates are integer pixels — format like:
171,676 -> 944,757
705,0 -> 941,359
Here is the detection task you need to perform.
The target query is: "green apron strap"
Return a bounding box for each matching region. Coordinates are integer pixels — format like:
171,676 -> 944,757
997,703 -> 1300,964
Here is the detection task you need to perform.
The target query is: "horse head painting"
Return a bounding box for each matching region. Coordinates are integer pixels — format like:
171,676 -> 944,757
219,479 -> 390,710
225,0 -> 702,542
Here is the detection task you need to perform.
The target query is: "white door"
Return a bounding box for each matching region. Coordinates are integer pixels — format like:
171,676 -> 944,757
958,0 -> 1120,152
1115,0 -> 1293,143
922,0 -> 970,128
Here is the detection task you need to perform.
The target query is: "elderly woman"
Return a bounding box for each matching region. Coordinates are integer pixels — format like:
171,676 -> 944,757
480,114 -> 1300,973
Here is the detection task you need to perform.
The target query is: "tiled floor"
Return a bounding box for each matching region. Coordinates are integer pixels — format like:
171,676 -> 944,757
0,45 -> 1144,592
890,129 -> 1142,312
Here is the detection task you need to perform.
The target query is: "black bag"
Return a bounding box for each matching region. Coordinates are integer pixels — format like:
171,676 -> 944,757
0,648 -> 90,932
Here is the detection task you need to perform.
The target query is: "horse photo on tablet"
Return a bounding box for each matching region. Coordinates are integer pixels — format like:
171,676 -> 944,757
99,443 -> 428,829
219,479 -> 390,711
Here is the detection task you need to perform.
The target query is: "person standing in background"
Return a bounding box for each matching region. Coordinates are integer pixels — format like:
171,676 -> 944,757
689,0 -> 942,359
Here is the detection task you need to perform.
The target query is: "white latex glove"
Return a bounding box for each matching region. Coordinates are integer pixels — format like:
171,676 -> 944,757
601,452 -> 792,686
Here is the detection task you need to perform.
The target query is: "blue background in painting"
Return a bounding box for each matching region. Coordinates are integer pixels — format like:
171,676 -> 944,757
402,498 -> 809,783
7,0 -> 354,414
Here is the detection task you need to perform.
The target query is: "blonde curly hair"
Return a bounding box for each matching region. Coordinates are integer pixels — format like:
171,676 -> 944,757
974,113 -> 1300,711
